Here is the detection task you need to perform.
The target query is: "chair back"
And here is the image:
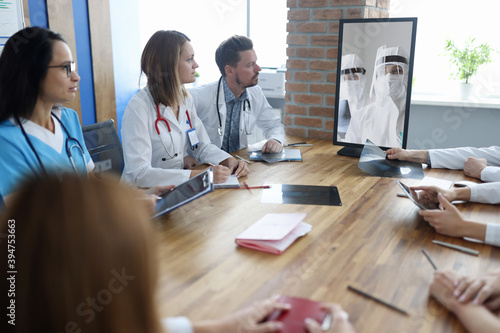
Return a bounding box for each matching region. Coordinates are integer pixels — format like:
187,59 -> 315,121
82,119 -> 124,176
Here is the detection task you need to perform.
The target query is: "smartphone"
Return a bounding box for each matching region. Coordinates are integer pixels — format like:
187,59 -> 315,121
397,180 -> 439,210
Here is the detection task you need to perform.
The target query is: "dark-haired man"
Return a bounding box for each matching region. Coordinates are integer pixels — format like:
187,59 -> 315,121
190,35 -> 284,154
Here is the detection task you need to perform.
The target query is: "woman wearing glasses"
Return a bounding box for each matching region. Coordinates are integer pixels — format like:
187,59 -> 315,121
121,30 -> 249,188
0,27 -> 95,204
0,27 -> 168,209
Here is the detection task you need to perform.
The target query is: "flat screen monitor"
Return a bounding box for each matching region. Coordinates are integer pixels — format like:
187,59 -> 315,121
333,18 -> 417,157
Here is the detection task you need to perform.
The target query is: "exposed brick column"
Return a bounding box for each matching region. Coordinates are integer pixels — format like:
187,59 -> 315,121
285,0 -> 390,140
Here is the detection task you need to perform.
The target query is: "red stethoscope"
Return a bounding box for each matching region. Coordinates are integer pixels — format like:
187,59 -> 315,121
155,104 -> 197,160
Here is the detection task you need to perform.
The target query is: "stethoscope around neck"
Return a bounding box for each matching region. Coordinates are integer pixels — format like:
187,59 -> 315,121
17,112 -> 87,178
215,76 -> 252,136
155,103 -> 198,161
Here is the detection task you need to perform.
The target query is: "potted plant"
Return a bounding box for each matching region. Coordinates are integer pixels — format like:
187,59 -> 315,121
444,37 -> 494,99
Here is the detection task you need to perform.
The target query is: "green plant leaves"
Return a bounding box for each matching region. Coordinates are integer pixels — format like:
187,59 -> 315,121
444,37 -> 494,84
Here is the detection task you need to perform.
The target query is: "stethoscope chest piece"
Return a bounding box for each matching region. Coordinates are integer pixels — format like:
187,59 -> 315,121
218,127 -> 223,136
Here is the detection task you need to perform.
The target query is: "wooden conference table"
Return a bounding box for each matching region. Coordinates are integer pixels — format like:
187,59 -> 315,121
155,136 -> 500,333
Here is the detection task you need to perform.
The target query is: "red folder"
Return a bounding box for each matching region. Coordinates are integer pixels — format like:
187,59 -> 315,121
266,296 -> 329,332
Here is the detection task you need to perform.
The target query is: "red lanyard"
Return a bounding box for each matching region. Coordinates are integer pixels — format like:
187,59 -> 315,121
185,110 -> 193,129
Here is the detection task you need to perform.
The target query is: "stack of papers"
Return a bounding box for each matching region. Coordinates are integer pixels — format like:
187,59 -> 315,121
214,174 -> 240,189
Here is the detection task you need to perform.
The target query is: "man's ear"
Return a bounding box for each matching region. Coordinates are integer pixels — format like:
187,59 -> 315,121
224,65 -> 234,77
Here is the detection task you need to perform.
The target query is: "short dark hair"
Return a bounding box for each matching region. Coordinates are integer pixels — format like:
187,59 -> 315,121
0,27 -> 65,123
215,35 -> 253,77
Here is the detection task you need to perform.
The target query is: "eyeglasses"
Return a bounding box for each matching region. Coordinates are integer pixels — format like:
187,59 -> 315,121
48,62 -> 76,78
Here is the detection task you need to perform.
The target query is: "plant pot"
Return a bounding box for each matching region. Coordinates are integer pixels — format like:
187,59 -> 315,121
460,82 -> 473,100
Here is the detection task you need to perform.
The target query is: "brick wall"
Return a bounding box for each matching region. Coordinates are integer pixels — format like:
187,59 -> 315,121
285,0 -> 390,140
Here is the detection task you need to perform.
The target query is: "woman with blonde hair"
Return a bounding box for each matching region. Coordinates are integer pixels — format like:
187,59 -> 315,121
121,30 -> 248,188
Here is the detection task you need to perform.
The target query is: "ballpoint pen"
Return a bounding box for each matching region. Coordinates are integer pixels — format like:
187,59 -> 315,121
422,249 -> 438,270
432,240 -> 479,256
235,155 -> 252,164
347,285 -> 409,316
285,142 -> 306,146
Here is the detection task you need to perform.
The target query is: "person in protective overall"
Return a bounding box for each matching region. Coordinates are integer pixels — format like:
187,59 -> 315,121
345,46 -> 409,147
338,54 -> 368,140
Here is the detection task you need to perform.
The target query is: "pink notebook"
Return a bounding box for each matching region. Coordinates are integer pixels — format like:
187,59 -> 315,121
235,213 -> 311,255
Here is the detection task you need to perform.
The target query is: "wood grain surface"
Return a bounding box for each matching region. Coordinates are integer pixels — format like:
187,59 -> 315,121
154,137 -> 499,332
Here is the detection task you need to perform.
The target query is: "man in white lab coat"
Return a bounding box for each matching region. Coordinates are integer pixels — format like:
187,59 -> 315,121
189,35 -> 285,154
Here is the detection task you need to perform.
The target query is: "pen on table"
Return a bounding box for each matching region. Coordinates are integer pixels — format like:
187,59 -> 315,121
285,142 -> 313,147
285,141 -> 306,146
243,181 -> 252,194
235,154 -> 252,164
432,240 -> 479,256
421,249 -> 438,270
236,185 -> 270,189
347,285 -> 409,316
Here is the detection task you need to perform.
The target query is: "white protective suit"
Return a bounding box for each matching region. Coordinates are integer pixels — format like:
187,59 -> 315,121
345,46 -> 409,147
338,54 -> 368,139
189,79 -> 285,150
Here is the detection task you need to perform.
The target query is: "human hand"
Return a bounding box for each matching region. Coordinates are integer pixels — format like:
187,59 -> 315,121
305,303 -> 356,333
215,296 -> 291,332
144,185 -> 175,196
429,271 -> 462,312
385,148 -> 427,164
262,139 -> 283,154
419,193 -> 467,237
454,270 -> 500,310
140,185 -> 175,214
464,157 -> 487,179
410,185 -> 456,204
223,157 -> 250,178
183,155 -> 199,169
212,165 -> 231,184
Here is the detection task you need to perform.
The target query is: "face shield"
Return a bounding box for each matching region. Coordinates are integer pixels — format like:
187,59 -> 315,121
370,47 -> 409,102
340,54 -> 367,104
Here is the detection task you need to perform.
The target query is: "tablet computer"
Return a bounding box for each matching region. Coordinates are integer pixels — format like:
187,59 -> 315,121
397,180 -> 438,210
153,169 -> 214,218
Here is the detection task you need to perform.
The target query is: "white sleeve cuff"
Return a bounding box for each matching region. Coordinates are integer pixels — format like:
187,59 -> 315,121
481,166 -> 500,182
162,316 -> 194,333
485,224 -> 500,247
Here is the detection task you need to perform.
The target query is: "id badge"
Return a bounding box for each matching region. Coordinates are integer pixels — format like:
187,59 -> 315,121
187,128 -> 200,149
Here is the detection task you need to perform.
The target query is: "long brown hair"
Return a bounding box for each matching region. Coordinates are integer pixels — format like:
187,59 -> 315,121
0,176 -> 162,332
141,30 -> 190,108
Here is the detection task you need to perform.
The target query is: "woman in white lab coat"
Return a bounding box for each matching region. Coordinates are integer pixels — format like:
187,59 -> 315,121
121,30 -> 248,188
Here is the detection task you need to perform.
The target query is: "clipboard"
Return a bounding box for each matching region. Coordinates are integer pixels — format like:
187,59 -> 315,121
249,148 -> 302,163
153,170 -> 213,217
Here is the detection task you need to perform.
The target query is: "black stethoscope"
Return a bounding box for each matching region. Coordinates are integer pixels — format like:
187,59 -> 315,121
17,112 -> 87,177
215,76 -> 252,136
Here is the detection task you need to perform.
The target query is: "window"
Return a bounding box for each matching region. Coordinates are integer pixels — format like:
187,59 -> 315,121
139,0 -> 287,86
391,0 -> 500,99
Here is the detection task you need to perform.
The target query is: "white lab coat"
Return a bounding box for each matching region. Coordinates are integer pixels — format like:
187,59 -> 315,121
429,146 -> 500,182
121,87 -> 231,188
429,146 -> 500,247
189,80 -> 285,149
